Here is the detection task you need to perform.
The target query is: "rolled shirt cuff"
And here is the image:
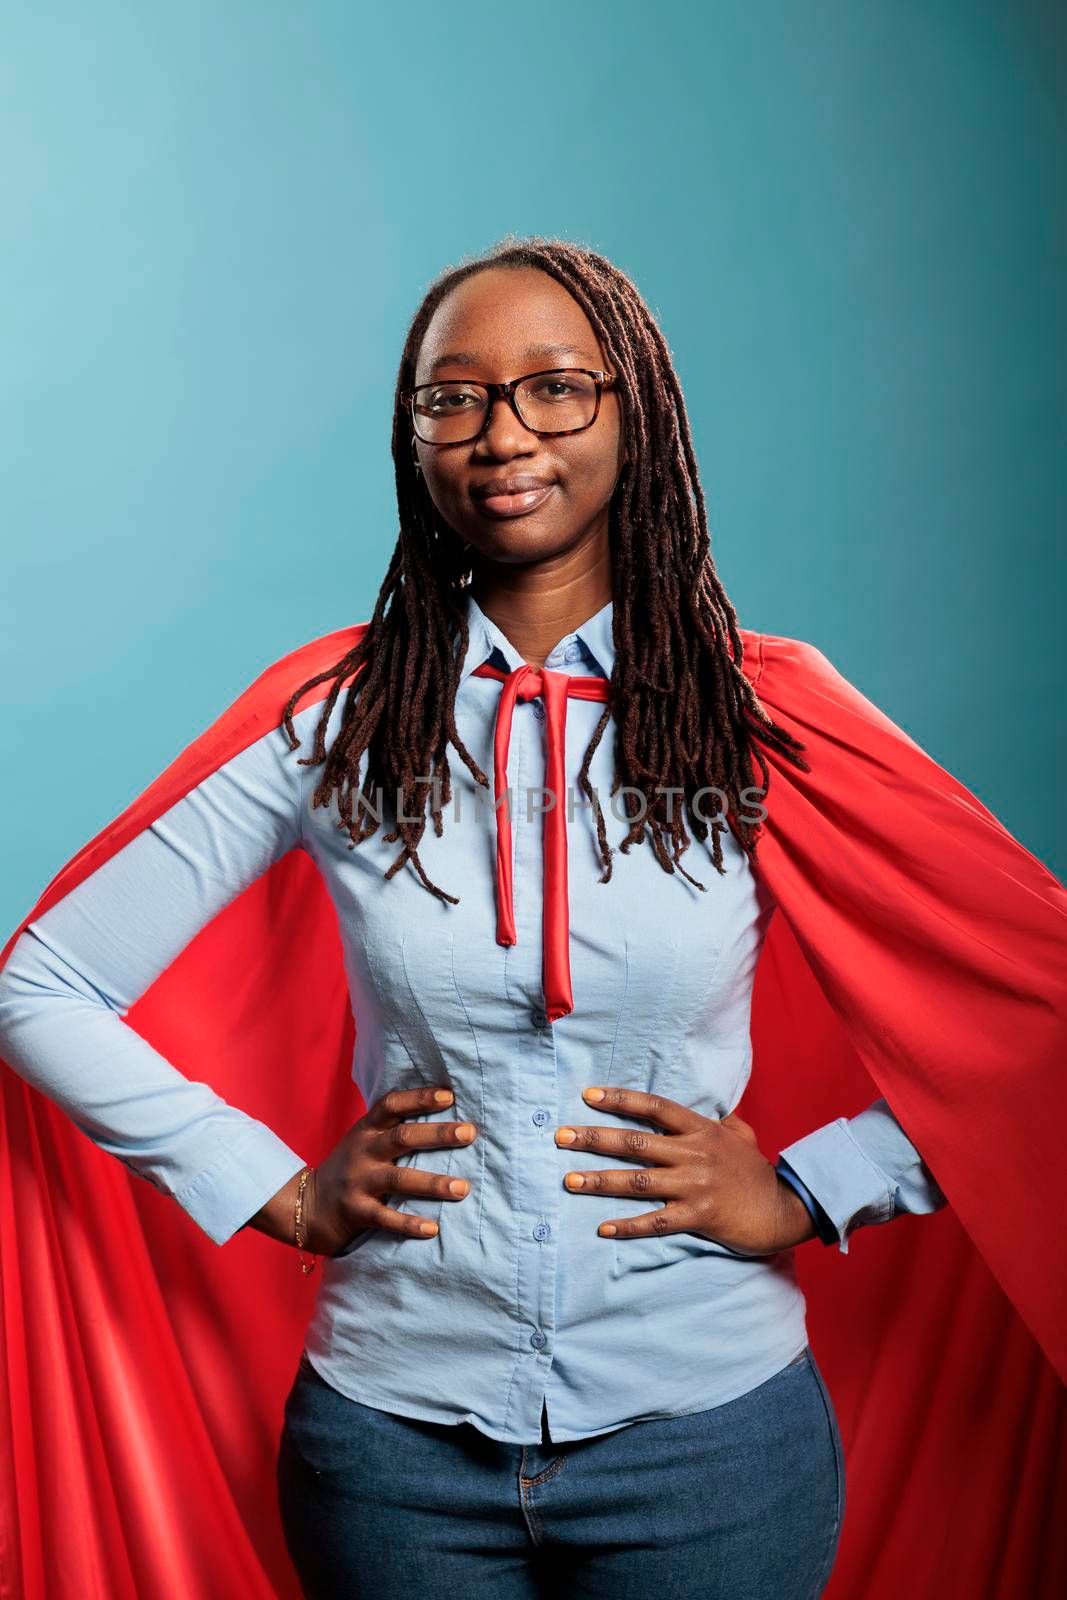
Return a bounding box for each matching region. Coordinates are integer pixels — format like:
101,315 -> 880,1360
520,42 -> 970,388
775,1120 -> 895,1254
775,1157 -> 840,1247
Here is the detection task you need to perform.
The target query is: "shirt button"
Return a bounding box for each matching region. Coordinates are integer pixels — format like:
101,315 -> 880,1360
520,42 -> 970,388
532,1109 -> 550,1127
531,1008 -> 549,1031
530,1330 -> 547,1350
533,1219 -> 551,1242
563,642 -> 582,663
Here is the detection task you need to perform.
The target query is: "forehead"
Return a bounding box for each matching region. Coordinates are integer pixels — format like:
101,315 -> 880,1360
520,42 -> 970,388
415,266 -> 605,381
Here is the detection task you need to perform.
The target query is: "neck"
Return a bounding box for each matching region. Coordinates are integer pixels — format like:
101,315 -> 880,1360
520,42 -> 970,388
468,533 -> 612,673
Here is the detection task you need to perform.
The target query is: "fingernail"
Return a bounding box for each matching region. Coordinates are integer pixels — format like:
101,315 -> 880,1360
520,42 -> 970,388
434,1089 -> 454,1103
419,1221 -> 438,1236
565,1173 -> 584,1189
584,1088 -> 605,1102
449,1179 -> 470,1196
556,1127 -> 576,1145
599,1224 -> 617,1236
457,1123 -> 476,1142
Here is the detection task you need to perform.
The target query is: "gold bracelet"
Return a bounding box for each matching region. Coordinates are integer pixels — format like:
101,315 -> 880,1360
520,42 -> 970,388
294,1166 -> 318,1275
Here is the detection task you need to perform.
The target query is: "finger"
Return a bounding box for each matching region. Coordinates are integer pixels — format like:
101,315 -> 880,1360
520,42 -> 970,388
371,1085 -> 456,1128
360,1198 -> 444,1239
375,1164 -> 471,1203
579,1086 -> 703,1134
563,1167 -> 676,1198
555,1124 -> 676,1163
594,1204 -> 691,1240
374,1119 -> 478,1156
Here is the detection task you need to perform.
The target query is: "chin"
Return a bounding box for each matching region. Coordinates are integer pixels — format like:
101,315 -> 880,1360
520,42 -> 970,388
469,525 -> 572,565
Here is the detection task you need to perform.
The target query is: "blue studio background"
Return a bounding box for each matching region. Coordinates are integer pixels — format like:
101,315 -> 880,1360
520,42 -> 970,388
2,0 -> 1064,928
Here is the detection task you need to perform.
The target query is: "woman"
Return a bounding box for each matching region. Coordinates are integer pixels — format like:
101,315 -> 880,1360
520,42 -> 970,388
1,237 -> 1064,1600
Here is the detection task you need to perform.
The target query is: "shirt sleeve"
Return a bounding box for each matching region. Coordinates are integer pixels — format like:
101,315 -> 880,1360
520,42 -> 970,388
775,1097 -> 949,1253
0,713 -> 314,1247
774,1158 -> 840,1245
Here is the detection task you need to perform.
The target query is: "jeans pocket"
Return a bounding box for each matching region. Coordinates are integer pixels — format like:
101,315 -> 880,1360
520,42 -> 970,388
282,1359 -> 360,1477
803,1350 -> 847,1595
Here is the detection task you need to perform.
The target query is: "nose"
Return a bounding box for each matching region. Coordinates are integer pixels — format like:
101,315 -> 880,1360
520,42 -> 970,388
476,391 -> 537,458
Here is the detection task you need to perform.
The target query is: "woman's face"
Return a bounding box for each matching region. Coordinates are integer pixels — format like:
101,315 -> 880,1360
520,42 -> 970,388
411,266 -> 626,568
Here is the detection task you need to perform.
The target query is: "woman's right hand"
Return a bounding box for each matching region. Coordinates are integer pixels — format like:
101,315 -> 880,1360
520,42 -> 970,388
300,1085 -> 478,1256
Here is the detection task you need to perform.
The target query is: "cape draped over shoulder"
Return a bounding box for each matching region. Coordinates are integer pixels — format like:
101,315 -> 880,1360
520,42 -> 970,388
1,624 -> 1064,1599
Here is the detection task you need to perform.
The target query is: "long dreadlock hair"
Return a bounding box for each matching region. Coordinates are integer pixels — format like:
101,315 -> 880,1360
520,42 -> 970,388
280,234 -> 810,908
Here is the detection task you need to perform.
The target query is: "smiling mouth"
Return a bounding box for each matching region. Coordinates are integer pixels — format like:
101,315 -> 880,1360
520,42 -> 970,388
473,484 -> 556,519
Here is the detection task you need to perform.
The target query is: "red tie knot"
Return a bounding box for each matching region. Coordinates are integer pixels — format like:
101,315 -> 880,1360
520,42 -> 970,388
501,662 -> 576,703
506,663 -> 543,701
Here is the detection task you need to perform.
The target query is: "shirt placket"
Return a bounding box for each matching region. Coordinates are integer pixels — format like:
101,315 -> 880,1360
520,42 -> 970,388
507,683 -> 562,1435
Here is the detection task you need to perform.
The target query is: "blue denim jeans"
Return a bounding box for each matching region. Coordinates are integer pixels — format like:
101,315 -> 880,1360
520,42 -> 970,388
276,1344 -> 845,1599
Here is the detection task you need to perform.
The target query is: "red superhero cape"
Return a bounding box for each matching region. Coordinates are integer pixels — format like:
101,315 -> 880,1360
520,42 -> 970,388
1,624 -> 1065,1600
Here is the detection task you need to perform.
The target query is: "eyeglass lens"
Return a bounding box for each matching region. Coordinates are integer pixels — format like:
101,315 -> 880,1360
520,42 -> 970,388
411,370 -> 599,442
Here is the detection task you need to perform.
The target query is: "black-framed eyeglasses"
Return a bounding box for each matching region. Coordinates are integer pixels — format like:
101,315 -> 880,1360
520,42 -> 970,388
400,367 -> 618,445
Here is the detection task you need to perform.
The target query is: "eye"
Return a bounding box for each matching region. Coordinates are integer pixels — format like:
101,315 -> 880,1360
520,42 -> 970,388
426,385 -> 483,413
531,377 -> 578,399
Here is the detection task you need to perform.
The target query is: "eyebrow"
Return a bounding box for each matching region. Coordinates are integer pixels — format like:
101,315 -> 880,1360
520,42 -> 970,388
428,342 -> 599,376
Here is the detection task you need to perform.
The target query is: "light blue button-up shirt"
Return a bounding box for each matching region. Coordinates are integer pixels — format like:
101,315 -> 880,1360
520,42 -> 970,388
0,593 -> 946,1444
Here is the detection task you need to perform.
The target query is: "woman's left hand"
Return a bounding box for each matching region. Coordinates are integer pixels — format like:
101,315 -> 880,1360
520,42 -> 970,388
555,1086 -> 817,1255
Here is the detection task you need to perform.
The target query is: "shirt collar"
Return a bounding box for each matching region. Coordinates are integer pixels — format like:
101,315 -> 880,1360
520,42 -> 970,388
456,591 -> 616,683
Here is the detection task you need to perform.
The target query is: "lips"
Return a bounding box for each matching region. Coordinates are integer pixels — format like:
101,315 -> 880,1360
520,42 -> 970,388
471,477 -> 556,519
476,486 -> 555,517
